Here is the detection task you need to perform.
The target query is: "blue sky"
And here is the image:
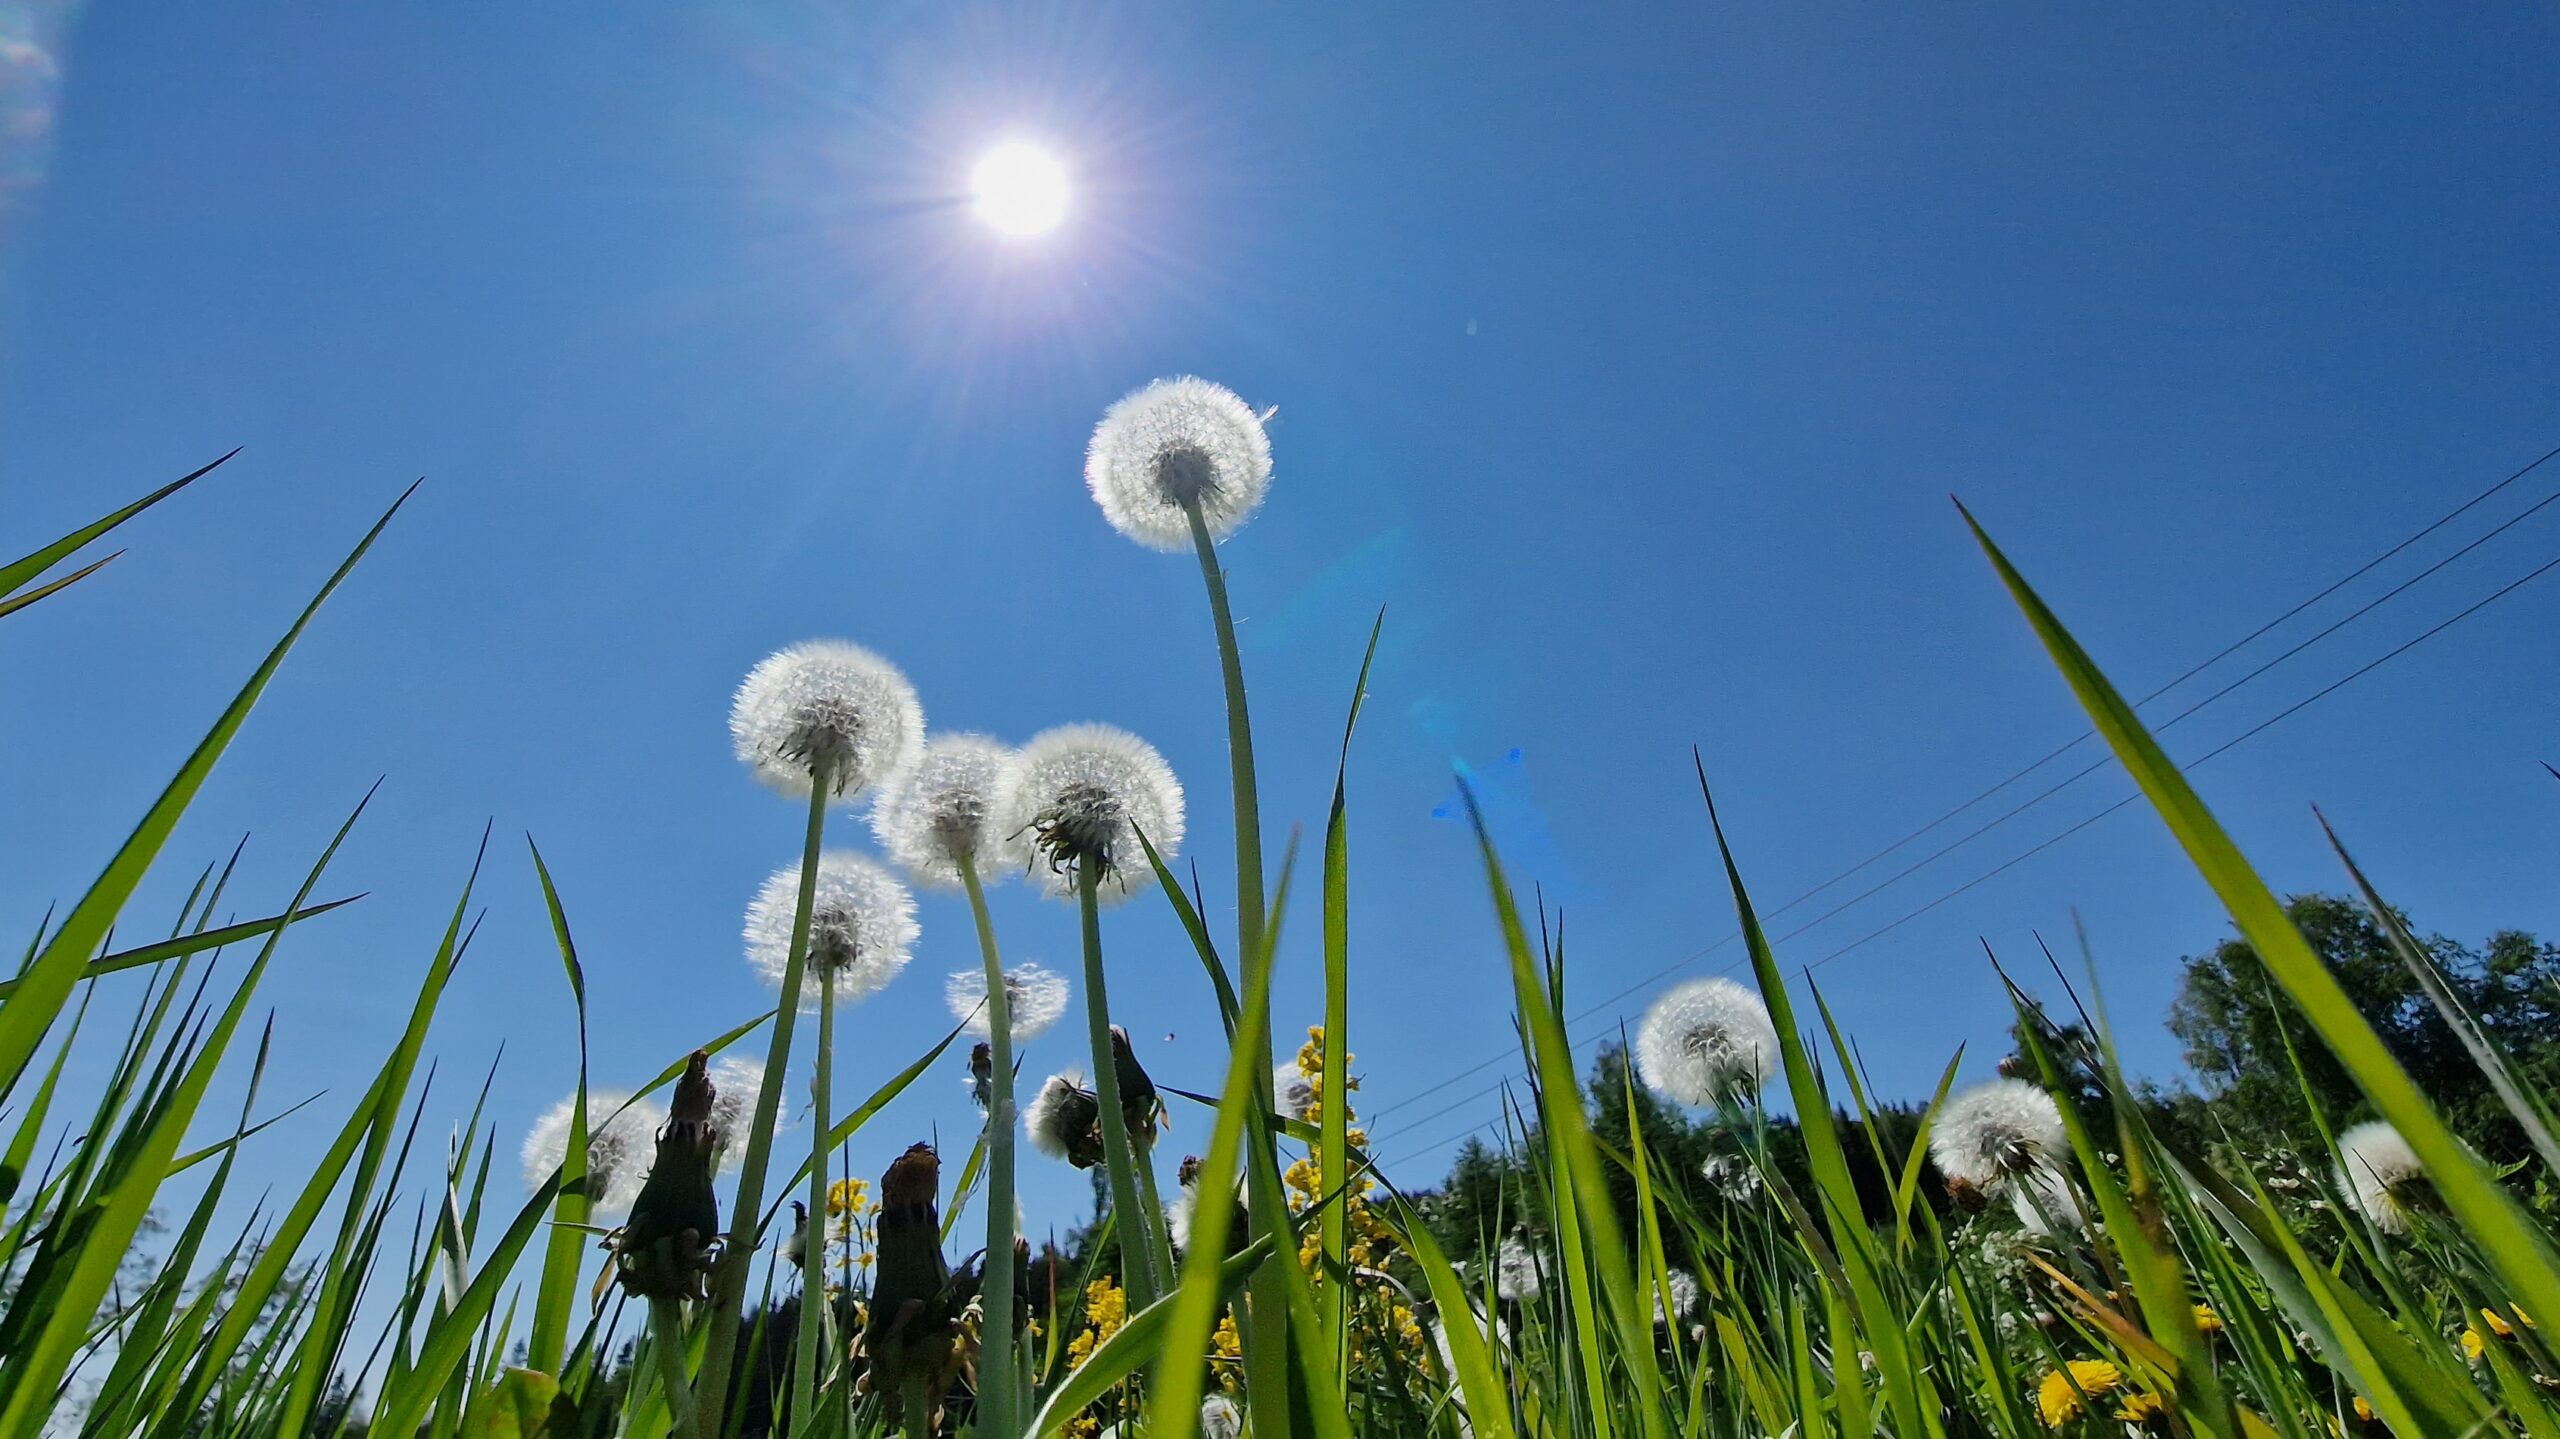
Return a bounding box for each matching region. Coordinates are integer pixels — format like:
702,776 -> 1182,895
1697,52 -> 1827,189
4,2 -> 2558,1249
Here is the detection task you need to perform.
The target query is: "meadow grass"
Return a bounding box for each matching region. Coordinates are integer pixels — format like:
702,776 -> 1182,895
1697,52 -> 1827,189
5,431 -> 2558,1439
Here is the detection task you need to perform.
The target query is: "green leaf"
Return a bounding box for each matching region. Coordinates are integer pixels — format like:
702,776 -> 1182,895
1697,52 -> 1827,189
462,1368 -> 563,1439
525,838 -> 591,1376
0,449 -> 234,600
0,894 -> 363,1001
1961,500 -> 2560,1357
1023,1235 -> 1275,1438
0,479 -> 413,1101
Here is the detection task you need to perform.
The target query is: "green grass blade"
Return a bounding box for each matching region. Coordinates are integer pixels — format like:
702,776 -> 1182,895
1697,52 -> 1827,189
0,895 -> 364,1001
759,1018 -> 967,1227
0,449 -> 235,599
1319,609 -> 1382,1376
1961,500 -> 2560,1350
0,480 -> 414,1100
1025,1236 -> 1274,1439
0,550 -> 120,620
525,837 -> 591,1375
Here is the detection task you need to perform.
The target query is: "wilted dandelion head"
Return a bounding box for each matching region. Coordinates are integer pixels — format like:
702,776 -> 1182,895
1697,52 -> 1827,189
1495,1236 -> 1544,1302
1635,977 -> 1780,1105
871,733 -> 1012,889
730,641 -> 924,800
521,1089 -> 665,1218
1200,1395 -> 1242,1439
744,851 -> 918,1010
2335,1120 -> 2428,1235
1084,376 -> 1274,552
1930,1079 -> 2068,1191
992,724 -> 1184,904
1274,1062 -> 1319,1122
945,962 -> 1071,1040
1025,1070 -> 1104,1168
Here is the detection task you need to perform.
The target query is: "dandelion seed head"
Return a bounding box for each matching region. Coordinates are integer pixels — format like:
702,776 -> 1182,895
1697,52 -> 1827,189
521,1089 -> 664,1218
1635,977 -> 1780,1105
1200,1395 -> 1242,1439
1495,1236 -> 1544,1302
992,724 -> 1184,904
2336,1120 -> 2428,1235
1025,1070 -> 1102,1166
1084,377 -> 1273,552
730,640 -> 924,800
705,1057 -> 770,1172
1653,1271 -> 1701,1325
1274,1063 -> 1318,1122
945,963 -> 1071,1040
2009,1165 -> 2083,1239
871,733 -> 1012,889
1430,1307 -> 1511,1380
1930,1079 -> 2068,1191
744,852 -> 917,1010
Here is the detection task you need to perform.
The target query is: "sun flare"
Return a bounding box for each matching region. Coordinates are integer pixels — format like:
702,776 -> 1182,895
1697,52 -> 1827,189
970,142 -> 1069,237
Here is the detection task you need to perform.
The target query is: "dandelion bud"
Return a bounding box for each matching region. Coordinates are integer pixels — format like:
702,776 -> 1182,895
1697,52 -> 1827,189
744,852 -> 917,1010
522,1088 -> 664,1219
1635,977 -> 1780,1105
1109,1025 -> 1161,1149
945,963 -> 1071,1040
1026,1072 -> 1105,1169
992,725 -> 1184,904
966,1041 -> 993,1109
612,1051 -> 724,1302
2335,1120 -> 2430,1235
872,734 -> 1012,889
862,1144 -> 975,1436
730,640 -> 924,800
1929,1079 -> 2068,1193
1085,377 -> 1274,552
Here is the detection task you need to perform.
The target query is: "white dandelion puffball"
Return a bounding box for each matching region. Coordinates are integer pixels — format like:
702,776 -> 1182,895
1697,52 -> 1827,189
1930,1079 -> 2069,1191
1274,1063 -> 1319,1122
1653,1270 -> 1702,1326
1635,977 -> 1781,1105
730,640 -> 925,800
1085,376 -> 1274,552
1494,1236 -> 1544,1302
991,724 -> 1185,904
1200,1395 -> 1242,1439
1431,1307 -> 1512,1379
745,851 -> 918,1010
1025,1070 -> 1101,1164
2335,1120 -> 2428,1235
706,1057 -> 772,1170
872,733 -> 1012,889
2009,1166 -> 2084,1239
1700,1152 -> 1758,1203
945,963 -> 1072,1040
521,1089 -> 666,1218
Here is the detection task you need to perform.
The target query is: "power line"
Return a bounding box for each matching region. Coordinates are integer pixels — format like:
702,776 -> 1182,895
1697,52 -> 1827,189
1370,476 -> 2560,1168
1367,442 -> 2560,1128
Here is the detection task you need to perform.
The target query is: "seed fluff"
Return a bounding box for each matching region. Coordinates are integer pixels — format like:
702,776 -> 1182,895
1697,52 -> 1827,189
1084,376 -> 1274,552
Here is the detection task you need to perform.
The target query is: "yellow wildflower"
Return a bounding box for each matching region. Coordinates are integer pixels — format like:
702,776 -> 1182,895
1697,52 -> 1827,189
2351,1396 -> 2376,1424
1066,1278 -> 1128,1371
2037,1360 -> 2124,1428
2191,1304 -> 2224,1336
2462,1327 -> 2486,1363
2114,1390 -> 2168,1424
826,1177 -> 869,1217
2484,1305 -> 2535,1337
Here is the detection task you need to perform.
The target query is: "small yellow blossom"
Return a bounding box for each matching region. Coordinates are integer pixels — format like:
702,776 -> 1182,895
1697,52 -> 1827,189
1066,1279 -> 1128,1372
2191,1304 -> 2224,1336
2351,1396 -> 2376,1424
2483,1305 -> 2535,1337
2037,1360 -> 2124,1428
2462,1327 -> 2486,1363
826,1177 -> 869,1217
2114,1390 -> 2168,1424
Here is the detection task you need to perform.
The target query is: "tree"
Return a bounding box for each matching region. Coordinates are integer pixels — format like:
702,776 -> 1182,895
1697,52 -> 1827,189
2161,893 -> 2560,1164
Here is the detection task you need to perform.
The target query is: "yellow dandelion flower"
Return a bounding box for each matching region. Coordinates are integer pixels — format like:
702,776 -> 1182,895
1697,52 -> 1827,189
2037,1360 -> 2124,1428
2114,1390 -> 2169,1424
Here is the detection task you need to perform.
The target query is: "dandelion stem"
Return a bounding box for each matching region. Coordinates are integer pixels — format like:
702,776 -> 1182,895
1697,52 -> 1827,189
794,975 -> 836,1424
960,855 -> 1016,1439
696,765 -> 832,1436
646,1297 -> 703,1439
1079,862 -> 1163,1307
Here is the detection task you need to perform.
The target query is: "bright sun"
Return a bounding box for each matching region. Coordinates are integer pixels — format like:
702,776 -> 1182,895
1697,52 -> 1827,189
970,142 -> 1069,238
